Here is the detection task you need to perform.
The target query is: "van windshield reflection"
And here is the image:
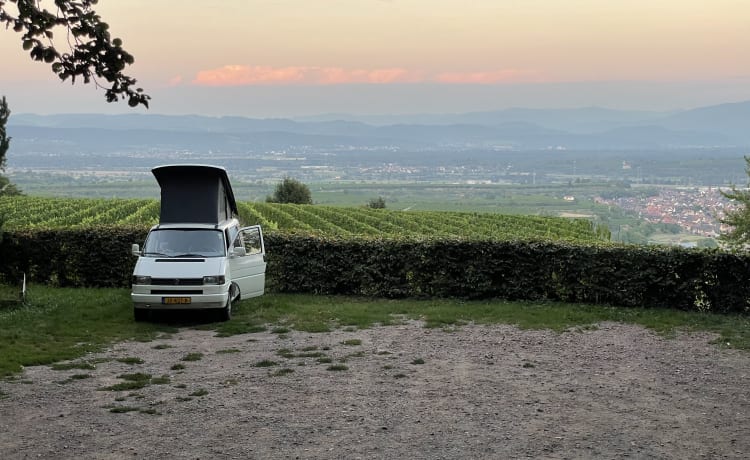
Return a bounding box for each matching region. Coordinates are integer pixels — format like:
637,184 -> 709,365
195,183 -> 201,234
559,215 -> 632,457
143,229 -> 225,258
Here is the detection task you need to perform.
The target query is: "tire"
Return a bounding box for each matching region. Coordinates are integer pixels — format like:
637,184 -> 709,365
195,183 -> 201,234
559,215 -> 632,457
218,296 -> 232,322
134,308 -> 149,322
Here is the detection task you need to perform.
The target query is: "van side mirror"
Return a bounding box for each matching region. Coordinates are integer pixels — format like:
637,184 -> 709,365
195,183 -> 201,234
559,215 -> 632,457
232,246 -> 247,257
131,244 -> 141,257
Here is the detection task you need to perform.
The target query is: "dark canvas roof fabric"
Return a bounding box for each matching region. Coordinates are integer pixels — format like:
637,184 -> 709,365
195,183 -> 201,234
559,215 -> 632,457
152,164 -> 238,224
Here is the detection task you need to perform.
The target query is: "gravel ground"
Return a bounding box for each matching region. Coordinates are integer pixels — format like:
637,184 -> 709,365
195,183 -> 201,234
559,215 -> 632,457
1,321 -> 749,459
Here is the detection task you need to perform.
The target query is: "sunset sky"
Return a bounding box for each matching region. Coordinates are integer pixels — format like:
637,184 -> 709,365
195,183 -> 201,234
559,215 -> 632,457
2,0 -> 749,116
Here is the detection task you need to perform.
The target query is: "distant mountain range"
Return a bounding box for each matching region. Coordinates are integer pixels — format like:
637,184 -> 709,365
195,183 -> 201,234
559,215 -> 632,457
8,101 -> 750,151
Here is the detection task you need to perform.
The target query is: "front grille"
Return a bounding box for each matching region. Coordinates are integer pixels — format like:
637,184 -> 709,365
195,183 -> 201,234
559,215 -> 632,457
151,289 -> 203,295
151,278 -> 203,286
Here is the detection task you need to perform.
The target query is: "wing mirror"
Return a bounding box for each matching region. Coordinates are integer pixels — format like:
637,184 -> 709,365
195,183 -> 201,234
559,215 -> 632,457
131,244 -> 141,257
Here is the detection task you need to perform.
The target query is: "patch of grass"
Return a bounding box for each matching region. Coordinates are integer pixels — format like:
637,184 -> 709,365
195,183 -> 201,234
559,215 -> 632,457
99,373 -> 154,391
3,289 -> 750,378
341,339 -> 362,346
0,285 -> 175,378
152,344 -> 173,350
0,390 -> 7,400
271,326 -> 290,334
411,358 -> 425,365
181,353 -> 203,362
116,357 -> 144,365
277,347 -> 326,359
216,348 -> 241,354
108,405 -> 140,413
254,359 -> 277,367
174,383 -> 187,389
317,356 -> 332,364
213,321 -> 267,338
189,388 -> 208,397
139,408 -> 160,415
50,362 -> 96,371
271,368 -> 294,377
327,364 -> 348,371
170,364 -> 185,371
150,375 -> 171,385
382,364 -> 394,370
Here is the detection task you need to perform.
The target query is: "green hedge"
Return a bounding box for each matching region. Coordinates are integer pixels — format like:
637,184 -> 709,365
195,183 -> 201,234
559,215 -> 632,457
1,228 -> 748,314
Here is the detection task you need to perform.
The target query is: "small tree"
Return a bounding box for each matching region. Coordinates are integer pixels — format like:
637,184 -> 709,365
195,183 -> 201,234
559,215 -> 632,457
266,177 -> 312,204
720,155 -> 750,248
0,96 -> 21,197
0,96 -> 9,172
367,196 -> 386,209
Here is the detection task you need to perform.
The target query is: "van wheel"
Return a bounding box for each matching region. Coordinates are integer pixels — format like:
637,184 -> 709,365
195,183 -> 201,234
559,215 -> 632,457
219,297 -> 232,322
134,308 -> 148,322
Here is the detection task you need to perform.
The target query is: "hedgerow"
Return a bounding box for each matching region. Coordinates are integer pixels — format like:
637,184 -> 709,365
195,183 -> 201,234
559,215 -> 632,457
1,228 -> 748,314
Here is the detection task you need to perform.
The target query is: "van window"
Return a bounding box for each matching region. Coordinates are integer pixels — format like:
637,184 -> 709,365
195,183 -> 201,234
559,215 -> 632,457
143,229 -> 226,258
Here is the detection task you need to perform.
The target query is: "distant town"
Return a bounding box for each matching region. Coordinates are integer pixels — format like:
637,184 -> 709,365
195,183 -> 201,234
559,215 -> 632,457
596,187 -> 736,238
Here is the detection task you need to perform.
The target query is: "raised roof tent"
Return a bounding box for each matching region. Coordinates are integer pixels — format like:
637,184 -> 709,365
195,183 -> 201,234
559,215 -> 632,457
152,164 -> 238,224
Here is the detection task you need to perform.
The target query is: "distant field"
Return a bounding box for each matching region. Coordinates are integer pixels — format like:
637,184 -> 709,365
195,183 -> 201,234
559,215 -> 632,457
0,196 -> 608,243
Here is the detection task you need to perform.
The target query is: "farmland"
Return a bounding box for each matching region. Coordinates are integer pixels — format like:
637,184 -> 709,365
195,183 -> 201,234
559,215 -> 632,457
0,196 -> 609,243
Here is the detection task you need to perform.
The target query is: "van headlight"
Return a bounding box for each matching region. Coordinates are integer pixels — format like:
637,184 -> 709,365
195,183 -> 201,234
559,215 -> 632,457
203,275 -> 226,285
132,275 -> 152,285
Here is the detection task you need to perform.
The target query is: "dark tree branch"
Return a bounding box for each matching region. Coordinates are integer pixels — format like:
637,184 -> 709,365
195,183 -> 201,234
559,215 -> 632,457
1,0 -> 150,108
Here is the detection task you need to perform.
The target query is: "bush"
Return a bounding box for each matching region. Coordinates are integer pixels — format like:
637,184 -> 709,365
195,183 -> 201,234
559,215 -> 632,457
367,197 -> 386,209
266,177 -> 312,204
2,227 -> 749,314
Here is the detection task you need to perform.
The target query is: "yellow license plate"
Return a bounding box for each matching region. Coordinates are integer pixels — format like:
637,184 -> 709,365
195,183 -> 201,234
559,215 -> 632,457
162,297 -> 191,305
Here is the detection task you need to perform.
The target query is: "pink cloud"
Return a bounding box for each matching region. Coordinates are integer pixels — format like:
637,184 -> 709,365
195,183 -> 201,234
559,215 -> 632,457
193,65 -> 421,86
191,65 -> 541,86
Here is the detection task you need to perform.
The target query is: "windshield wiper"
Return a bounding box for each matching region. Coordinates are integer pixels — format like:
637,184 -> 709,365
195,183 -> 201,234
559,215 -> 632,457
143,251 -> 169,257
172,253 -> 205,258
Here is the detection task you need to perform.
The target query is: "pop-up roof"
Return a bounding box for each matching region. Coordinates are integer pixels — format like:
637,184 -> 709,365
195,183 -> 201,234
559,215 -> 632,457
152,164 -> 238,224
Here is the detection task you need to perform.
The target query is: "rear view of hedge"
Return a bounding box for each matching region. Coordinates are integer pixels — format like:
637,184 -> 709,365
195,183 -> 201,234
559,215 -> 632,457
1,228 -> 748,314
265,233 -> 750,314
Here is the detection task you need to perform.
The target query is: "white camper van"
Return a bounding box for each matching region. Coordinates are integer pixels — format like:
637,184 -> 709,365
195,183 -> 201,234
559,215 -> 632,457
130,165 -> 266,321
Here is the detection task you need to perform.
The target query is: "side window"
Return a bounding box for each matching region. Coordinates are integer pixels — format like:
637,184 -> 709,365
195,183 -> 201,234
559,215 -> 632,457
241,227 -> 262,255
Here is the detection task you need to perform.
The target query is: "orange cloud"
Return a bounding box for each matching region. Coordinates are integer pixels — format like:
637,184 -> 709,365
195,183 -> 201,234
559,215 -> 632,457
193,65 -> 421,86
192,65 -> 541,86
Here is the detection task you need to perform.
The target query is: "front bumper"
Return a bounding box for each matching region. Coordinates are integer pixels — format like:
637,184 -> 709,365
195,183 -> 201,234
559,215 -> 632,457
131,283 -> 229,310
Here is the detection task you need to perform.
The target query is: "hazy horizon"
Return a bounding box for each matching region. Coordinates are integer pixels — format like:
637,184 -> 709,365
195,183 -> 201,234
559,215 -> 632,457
1,0 -> 748,117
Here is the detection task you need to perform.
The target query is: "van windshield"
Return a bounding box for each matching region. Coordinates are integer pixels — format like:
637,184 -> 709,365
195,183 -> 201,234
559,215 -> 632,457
143,229 -> 226,258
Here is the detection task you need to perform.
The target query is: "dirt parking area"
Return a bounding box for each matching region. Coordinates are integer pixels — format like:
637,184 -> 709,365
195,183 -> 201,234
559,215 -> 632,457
1,321 -> 749,459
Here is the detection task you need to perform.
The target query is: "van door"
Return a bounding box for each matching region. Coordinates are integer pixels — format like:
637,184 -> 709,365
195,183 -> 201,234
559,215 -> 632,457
228,225 -> 267,299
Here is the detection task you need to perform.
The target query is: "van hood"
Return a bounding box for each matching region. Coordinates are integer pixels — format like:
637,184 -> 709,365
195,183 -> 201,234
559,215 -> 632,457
133,256 -> 227,279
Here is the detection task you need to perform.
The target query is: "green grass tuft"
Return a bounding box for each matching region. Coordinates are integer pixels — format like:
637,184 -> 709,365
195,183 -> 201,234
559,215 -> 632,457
271,368 -> 295,377
327,364 -> 348,371
254,359 -> 277,367
116,357 -> 144,365
181,353 -> 203,362
216,348 -> 241,354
